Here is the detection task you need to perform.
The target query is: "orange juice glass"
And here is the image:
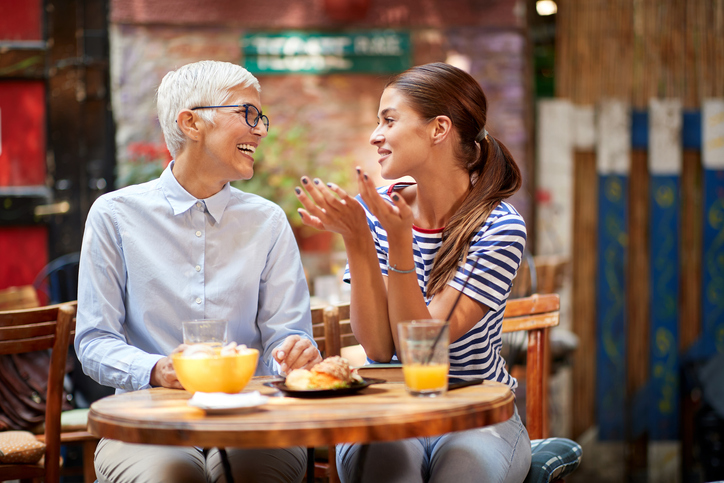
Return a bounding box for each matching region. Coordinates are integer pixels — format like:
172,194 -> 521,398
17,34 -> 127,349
397,320 -> 449,397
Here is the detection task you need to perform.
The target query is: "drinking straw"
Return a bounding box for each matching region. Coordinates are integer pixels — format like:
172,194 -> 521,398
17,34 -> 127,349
424,255 -> 481,363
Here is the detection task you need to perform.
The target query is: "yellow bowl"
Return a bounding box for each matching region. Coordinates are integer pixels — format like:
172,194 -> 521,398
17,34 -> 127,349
171,348 -> 259,394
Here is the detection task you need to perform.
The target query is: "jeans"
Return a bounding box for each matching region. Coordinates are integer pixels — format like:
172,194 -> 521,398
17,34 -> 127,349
336,406 -> 531,483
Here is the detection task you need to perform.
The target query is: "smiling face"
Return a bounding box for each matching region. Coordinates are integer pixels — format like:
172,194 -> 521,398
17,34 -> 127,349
369,87 -> 433,180
198,84 -> 268,185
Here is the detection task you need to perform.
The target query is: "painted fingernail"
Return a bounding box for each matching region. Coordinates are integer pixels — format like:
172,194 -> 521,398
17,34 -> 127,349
356,167 -> 361,174
392,193 -> 400,201
298,211 -> 304,218
302,177 -> 309,184
327,182 -> 333,188
295,187 -> 301,194
314,178 -> 321,185
363,173 -> 369,180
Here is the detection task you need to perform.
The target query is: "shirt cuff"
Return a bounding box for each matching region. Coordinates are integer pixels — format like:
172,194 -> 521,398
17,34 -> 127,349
133,353 -> 166,390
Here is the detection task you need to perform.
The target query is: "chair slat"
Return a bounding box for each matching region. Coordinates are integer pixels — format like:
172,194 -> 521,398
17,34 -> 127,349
311,305 -> 326,324
501,313 -> 559,333
0,321 -> 56,341
312,324 -> 326,338
0,304 -> 68,326
0,334 -> 55,354
340,334 -> 359,348
503,293 -> 559,317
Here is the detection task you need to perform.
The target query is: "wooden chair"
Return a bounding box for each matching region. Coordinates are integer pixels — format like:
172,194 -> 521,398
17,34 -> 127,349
0,302 -> 76,482
0,294 -> 98,483
501,293 -> 560,440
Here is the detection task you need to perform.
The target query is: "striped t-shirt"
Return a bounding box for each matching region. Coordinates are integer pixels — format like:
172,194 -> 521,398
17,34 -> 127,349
344,184 -> 527,391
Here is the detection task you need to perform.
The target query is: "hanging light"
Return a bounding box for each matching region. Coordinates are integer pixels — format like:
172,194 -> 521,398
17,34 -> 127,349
536,0 -> 558,16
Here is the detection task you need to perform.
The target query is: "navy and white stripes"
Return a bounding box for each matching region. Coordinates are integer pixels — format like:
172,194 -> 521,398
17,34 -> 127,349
344,184 -> 527,391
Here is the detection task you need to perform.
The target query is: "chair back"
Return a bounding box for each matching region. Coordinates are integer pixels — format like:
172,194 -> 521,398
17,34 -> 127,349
502,293 -> 560,440
311,304 -> 357,358
0,302 -> 77,482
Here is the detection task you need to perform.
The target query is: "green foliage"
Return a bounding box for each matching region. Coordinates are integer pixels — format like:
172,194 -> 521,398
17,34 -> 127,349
116,142 -> 171,188
232,125 -> 353,225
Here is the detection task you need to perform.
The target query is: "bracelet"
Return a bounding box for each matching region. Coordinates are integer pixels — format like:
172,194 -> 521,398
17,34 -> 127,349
387,262 -> 416,274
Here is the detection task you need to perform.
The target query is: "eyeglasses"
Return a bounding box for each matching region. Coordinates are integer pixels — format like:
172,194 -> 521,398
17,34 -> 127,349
191,104 -> 270,130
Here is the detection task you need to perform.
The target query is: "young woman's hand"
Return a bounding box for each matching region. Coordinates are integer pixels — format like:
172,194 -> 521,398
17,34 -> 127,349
356,168 -> 414,241
295,175 -> 368,239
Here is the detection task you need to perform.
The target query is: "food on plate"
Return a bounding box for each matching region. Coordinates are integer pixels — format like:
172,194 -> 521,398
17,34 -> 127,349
285,356 -> 363,390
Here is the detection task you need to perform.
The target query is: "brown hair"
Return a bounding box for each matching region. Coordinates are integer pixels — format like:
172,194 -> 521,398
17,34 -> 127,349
386,62 -> 522,296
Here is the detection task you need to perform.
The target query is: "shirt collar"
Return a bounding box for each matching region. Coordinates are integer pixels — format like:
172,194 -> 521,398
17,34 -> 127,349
160,161 -> 231,224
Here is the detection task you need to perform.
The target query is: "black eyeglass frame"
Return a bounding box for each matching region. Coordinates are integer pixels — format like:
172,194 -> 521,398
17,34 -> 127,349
191,104 -> 270,130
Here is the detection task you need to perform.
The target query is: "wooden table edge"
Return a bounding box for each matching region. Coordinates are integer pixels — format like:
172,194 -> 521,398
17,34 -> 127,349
88,382 -> 516,449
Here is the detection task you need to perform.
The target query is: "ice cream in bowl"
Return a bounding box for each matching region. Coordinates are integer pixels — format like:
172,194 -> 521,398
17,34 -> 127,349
171,342 -> 259,394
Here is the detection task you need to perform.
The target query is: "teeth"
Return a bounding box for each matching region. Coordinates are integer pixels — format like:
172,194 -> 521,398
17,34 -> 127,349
237,144 -> 256,153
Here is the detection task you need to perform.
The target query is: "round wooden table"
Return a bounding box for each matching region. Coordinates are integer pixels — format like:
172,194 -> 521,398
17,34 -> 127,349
88,368 -> 514,450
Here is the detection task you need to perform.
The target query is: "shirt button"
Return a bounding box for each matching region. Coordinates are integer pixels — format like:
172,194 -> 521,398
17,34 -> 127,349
195,265 -> 201,272
195,230 -> 201,237
195,297 -> 202,304
196,202 -> 203,209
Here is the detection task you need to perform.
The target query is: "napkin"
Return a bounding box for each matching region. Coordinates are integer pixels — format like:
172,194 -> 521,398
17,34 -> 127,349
188,391 -> 268,410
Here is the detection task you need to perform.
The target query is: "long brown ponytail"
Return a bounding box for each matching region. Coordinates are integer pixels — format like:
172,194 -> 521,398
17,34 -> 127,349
385,63 -> 522,296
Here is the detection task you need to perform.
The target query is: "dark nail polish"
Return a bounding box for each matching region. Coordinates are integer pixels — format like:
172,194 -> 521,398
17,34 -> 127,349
295,187 -> 301,194
392,193 -> 399,201
363,174 -> 369,180
327,182 -> 333,188
314,178 -> 320,185
298,211 -> 304,218
302,178 -> 308,184
356,167 -> 361,174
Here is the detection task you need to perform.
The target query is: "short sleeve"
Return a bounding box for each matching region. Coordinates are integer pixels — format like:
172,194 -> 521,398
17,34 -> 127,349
447,204 -> 527,312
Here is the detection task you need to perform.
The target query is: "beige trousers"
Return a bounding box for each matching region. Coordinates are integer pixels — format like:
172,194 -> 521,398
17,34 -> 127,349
94,438 -> 307,483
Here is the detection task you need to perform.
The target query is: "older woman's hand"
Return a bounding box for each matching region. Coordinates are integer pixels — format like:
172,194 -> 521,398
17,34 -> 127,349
294,174 -> 369,240
273,335 -> 322,375
150,355 -> 184,389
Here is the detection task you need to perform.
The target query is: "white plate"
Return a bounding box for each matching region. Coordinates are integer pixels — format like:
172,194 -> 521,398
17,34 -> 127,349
187,391 -> 268,415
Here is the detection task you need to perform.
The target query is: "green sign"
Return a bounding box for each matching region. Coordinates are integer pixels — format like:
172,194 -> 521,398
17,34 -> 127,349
242,31 -> 411,74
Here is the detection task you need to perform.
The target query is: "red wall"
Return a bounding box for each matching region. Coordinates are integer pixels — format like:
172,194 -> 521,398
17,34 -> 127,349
0,81 -> 47,186
0,0 -> 42,40
0,80 -> 48,289
0,227 -> 48,290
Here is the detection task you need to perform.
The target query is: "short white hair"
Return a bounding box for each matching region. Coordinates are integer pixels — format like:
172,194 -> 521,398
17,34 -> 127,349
157,61 -> 261,158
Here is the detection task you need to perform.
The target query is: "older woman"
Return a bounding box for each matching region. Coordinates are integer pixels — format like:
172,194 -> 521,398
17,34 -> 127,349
76,60 -> 319,483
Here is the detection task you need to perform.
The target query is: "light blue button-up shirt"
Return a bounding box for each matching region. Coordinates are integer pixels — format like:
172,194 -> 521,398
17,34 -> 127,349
75,162 -> 312,393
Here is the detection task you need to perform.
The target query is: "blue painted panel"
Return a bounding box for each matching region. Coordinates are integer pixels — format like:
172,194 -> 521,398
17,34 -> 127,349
702,169 -> 724,355
631,110 -> 648,149
649,175 -> 680,439
596,174 -> 628,440
627,110 -> 701,150
682,111 -> 702,150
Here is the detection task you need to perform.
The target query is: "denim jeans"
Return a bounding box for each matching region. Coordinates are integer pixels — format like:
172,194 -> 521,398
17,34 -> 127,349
336,406 -> 531,483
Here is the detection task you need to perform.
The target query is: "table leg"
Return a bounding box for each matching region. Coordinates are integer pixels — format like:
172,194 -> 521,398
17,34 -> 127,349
219,448 -> 234,483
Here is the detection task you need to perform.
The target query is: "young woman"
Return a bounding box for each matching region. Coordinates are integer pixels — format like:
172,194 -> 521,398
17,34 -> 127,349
295,62 -> 530,483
